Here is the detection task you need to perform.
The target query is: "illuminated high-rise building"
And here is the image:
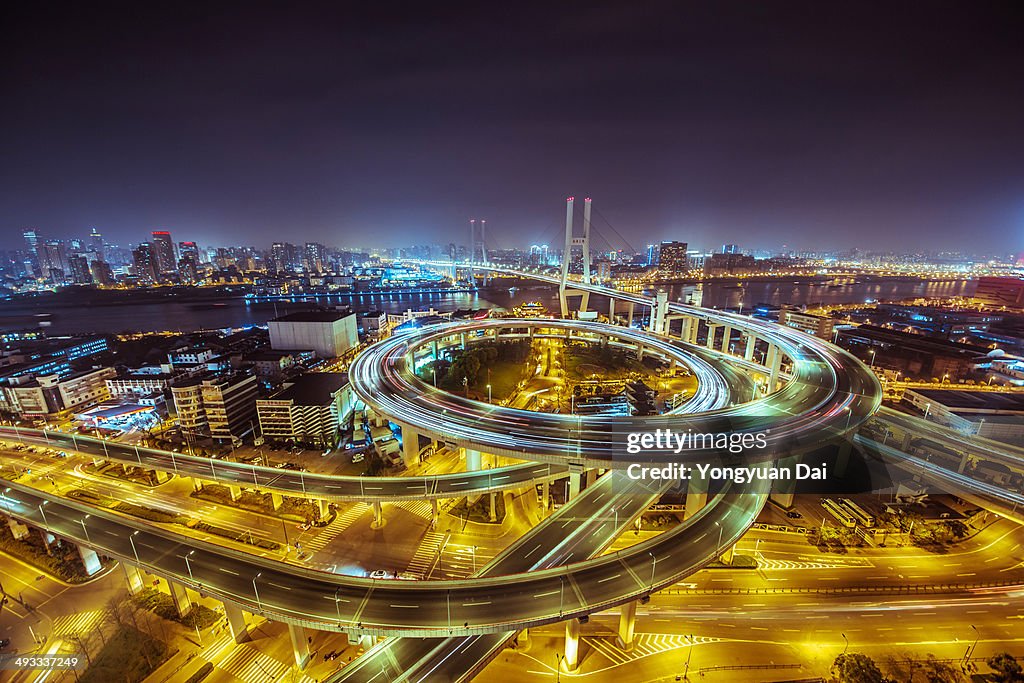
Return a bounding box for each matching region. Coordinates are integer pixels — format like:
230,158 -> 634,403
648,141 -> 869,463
657,240 -> 688,277
150,230 -> 177,277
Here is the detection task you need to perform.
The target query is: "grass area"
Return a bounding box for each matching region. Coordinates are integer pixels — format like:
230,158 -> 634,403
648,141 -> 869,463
563,344 -> 653,381
0,523 -> 96,582
83,461 -> 163,486
132,588 -> 220,629
448,494 -> 506,524
419,339 -> 531,401
78,626 -> 170,683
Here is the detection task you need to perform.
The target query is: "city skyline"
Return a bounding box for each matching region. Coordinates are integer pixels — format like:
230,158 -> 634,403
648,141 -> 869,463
3,2 -> 1024,252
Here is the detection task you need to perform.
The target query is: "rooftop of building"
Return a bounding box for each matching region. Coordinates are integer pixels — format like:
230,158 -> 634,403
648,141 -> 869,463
909,388 -> 1024,412
270,311 -> 352,323
268,372 -> 348,405
838,325 -> 990,356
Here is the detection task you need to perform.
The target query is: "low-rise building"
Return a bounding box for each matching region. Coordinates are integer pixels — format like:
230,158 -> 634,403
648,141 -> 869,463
257,373 -> 351,447
170,370 -> 258,443
903,388 -> 1024,445
778,307 -> 835,340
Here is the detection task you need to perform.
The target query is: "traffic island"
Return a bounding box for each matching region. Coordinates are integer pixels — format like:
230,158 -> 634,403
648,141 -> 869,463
132,588 -> 220,629
190,483 -> 316,523
0,521 -> 102,583
81,460 -> 167,487
66,489 -> 282,551
78,625 -> 171,683
449,494 -> 507,524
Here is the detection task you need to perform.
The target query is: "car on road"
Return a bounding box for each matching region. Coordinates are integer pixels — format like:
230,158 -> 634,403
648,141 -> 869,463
786,510 -> 802,519
351,452 -> 365,464
369,570 -> 389,579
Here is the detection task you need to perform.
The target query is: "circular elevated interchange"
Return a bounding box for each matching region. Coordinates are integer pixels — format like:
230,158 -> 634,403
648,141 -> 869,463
0,304 -> 881,638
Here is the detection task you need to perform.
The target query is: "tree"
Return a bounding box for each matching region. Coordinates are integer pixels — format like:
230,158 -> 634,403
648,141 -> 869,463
988,653 -> 1024,682
833,653 -> 889,683
920,655 -> 963,683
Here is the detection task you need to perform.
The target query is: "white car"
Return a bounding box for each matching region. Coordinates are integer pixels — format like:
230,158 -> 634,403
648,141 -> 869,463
369,570 -> 389,580
352,453 -> 365,464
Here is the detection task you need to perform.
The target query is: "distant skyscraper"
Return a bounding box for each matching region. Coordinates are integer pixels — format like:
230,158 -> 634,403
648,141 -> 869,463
90,259 -> 114,286
646,244 -> 659,266
67,254 -> 92,284
89,227 -> 105,262
657,241 -> 688,277
150,230 -> 177,277
304,242 -> 326,272
271,242 -> 299,272
132,243 -> 158,284
41,240 -> 68,282
178,241 -> 200,283
722,243 -> 739,254
22,229 -> 40,254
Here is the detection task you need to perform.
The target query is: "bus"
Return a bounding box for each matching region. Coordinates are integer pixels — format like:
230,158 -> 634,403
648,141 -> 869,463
838,498 -> 876,528
821,498 -> 857,528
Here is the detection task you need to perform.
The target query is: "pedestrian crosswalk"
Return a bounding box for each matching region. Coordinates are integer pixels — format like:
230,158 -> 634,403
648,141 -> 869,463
50,609 -> 107,639
405,531 -> 448,578
585,633 -> 715,667
203,633 -> 318,683
302,503 -> 369,554
393,500 -> 434,520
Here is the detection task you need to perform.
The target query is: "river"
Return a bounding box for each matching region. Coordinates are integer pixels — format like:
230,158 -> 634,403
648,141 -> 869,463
0,277 -> 975,335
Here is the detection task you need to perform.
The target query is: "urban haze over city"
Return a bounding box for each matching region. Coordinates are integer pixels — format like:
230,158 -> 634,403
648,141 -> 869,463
1,3 -> 1023,683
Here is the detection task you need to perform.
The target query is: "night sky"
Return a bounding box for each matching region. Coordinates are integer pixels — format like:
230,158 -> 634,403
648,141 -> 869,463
2,1 -> 1023,253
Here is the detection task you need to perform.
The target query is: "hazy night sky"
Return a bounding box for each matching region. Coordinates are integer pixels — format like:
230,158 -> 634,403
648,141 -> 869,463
2,1 -> 1022,253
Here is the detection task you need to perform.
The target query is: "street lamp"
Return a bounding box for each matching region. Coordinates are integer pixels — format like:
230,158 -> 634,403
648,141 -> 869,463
79,514 -> 90,543
184,550 -> 195,582
714,521 -> 723,559
648,551 -> 657,591
486,384 -> 492,403
37,501 -> 49,529
471,545 -> 478,574
968,624 -> 979,660
253,572 -> 263,612
128,530 -> 140,564
868,349 -> 876,370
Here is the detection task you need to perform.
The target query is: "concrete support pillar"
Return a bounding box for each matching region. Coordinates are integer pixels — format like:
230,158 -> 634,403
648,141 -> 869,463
585,468 -> 598,488
465,449 -> 482,471
567,472 -> 582,501
78,545 -> 101,576
627,302 -> 634,328
316,499 -> 330,521
227,484 -> 242,501
224,601 -> 248,643
680,318 -> 692,343
403,427 -> 420,465
685,476 -> 709,519
460,333 -> 467,350
617,599 -> 637,651
767,344 -> 782,390
169,580 -> 193,618
564,618 -> 581,672
270,492 -> 283,510
192,477 -> 203,492
124,564 -> 144,595
770,476 -> 797,509
431,498 -> 439,525
541,481 -> 550,511
489,491 -> 497,522
153,469 -> 171,483
958,452 -> 970,474
8,518 -> 29,540
835,441 -> 852,478
288,623 -> 311,670
705,323 -> 718,350
719,543 -> 735,565
431,340 -> 439,361
636,343 -> 644,361
608,298 -> 616,324
519,627 -> 530,649
721,325 -> 733,354
744,334 -> 756,361
372,501 -> 384,529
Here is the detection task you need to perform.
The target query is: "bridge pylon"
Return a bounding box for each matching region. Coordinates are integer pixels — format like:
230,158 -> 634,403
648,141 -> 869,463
558,196 -> 593,318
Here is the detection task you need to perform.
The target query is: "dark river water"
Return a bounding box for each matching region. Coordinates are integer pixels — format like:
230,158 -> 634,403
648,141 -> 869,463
0,278 -> 975,335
